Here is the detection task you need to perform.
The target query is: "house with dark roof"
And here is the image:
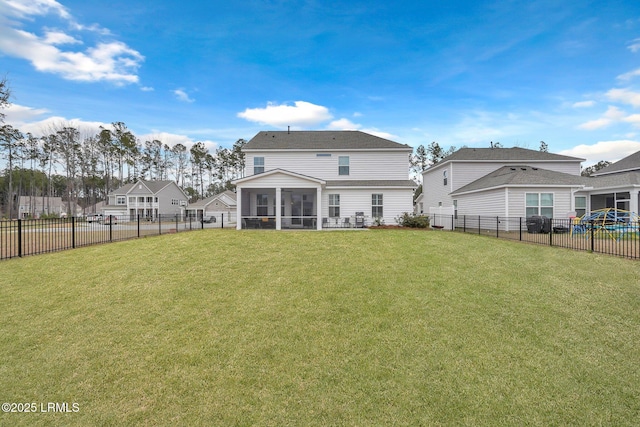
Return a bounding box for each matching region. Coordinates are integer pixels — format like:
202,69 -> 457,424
232,131 -> 416,229
185,190 -> 237,225
103,180 -> 189,220
421,147 -> 640,227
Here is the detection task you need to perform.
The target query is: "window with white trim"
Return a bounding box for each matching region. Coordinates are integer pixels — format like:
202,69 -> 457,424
257,194 -> 269,216
338,156 -> 349,176
575,196 -> 586,218
443,170 -> 448,186
116,196 -> 126,205
526,193 -> 553,218
329,194 -> 340,217
254,157 -> 264,174
372,194 -> 383,218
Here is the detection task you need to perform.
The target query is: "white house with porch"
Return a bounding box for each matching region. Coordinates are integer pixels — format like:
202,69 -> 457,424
233,131 -> 416,230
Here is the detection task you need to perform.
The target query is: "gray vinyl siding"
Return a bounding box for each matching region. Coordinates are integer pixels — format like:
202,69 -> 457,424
322,188 -> 413,225
156,185 -> 189,215
247,151 -> 410,181
422,163 -> 453,211
456,189 -> 506,217
422,159 -> 582,213
507,187 -> 574,219
451,161 -> 581,191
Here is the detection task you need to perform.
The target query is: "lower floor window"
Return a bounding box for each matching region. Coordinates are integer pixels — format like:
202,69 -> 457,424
372,194 -> 383,218
526,192 -> 553,218
257,194 -> 269,216
575,196 -> 586,218
329,194 -> 340,217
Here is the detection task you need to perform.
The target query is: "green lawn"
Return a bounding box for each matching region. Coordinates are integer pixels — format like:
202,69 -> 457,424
1,229 -> 639,426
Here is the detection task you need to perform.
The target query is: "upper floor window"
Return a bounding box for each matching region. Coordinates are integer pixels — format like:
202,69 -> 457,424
443,170 -> 448,186
254,157 -> 264,174
339,156 -> 349,175
526,193 -> 553,218
116,196 -> 126,205
171,198 -> 179,205
372,194 -> 383,218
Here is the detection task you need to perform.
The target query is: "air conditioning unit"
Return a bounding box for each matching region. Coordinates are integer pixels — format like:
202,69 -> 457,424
179,200 -> 187,206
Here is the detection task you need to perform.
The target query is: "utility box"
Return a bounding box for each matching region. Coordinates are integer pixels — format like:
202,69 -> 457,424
526,216 -> 551,233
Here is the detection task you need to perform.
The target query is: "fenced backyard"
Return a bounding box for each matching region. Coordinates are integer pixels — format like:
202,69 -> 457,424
0,214 -> 232,261
431,214 -> 640,259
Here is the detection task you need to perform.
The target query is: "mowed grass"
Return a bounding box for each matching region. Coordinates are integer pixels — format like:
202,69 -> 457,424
0,229 -> 639,426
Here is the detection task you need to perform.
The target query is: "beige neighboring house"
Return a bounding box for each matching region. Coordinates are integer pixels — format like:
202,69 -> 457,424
186,190 -> 237,223
103,180 -> 189,220
18,196 -> 82,218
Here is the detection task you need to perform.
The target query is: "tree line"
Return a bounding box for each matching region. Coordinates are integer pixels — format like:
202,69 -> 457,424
0,78 -> 246,219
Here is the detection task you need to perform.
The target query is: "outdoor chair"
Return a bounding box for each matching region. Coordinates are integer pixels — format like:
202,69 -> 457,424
343,217 -> 350,228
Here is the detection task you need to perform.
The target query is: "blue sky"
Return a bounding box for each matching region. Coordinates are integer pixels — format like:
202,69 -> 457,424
2,0 -> 640,166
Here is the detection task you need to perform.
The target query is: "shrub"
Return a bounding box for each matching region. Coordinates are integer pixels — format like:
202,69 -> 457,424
395,212 -> 430,228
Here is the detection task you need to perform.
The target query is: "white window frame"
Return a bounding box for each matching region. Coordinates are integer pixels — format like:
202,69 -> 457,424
338,156 -> 349,176
574,196 -> 587,218
372,194 -> 383,218
256,194 -> 269,216
526,192 -> 554,218
254,157 -> 264,174
116,196 -> 126,205
329,194 -> 340,218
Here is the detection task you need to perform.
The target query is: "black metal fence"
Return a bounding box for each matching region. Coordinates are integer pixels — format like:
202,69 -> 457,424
430,214 -> 640,260
0,213 -> 231,261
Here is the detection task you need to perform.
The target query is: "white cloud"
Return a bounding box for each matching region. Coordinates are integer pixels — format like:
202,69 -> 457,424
617,68 -> 640,81
0,0 -> 144,84
572,100 -> 595,108
359,128 -> 396,140
140,86 -> 154,92
327,118 -> 360,130
2,0 -> 70,19
559,140 -> 640,166
43,30 -> 81,45
237,101 -> 333,128
578,106 -> 626,130
173,89 -> 194,103
605,88 -> 640,107
628,37 -> 640,53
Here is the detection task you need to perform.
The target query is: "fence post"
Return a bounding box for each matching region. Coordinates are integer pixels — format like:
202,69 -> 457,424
478,215 -> 481,235
137,215 -> 141,238
590,220 -> 595,252
175,215 -> 179,233
519,217 -> 522,241
159,215 -> 162,235
496,216 -> 499,238
463,215 -> 466,233
109,217 -> 113,242
222,213 -> 224,229
72,216 -> 76,249
17,219 -> 22,258
549,218 -> 553,246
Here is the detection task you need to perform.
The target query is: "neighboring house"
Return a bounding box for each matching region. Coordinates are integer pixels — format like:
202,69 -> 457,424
84,201 -> 106,215
103,180 -> 189,220
233,131 -> 416,230
18,196 -> 81,218
186,190 -> 237,223
587,150 -> 640,213
421,147 -> 640,228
